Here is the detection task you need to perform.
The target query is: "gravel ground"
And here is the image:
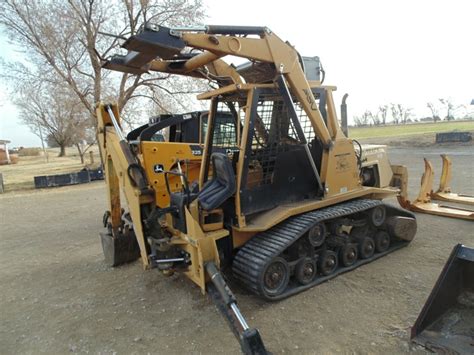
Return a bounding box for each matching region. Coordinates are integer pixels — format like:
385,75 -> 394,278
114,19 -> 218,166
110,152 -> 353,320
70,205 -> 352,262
0,145 -> 473,354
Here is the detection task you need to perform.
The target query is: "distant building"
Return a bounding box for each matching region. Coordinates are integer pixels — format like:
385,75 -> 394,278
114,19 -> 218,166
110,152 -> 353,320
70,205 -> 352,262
0,140 -> 11,165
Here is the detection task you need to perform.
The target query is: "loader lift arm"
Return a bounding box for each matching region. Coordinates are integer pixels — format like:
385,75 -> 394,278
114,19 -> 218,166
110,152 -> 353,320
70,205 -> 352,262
103,23 -> 334,147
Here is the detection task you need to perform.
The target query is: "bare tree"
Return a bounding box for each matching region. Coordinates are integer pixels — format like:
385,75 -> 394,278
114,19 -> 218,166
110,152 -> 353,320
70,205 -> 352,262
353,116 -> 365,127
400,105 -> 413,124
390,103 -> 412,124
15,79 -> 92,158
0,0 -> 206,129
368,110 -> 381,125
439,98 -> 460,121
378,105 -> 389,125
427,102 -> 440,122
353,111 -> 372,127
390,103 -> 401,124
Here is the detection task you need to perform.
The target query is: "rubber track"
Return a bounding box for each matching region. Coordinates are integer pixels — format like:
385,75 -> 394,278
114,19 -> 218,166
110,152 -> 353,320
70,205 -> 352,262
232,199 -> 411,301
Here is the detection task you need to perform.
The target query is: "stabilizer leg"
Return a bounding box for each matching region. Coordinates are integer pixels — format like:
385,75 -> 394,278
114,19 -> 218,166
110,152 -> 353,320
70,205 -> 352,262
205,262 -> 267,355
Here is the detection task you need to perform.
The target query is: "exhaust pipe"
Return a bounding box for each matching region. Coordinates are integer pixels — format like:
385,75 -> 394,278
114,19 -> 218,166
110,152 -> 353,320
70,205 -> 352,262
340,93 -> 349,137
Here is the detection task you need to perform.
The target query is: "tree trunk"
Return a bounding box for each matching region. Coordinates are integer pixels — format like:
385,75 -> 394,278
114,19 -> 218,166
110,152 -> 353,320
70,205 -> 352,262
59,144 -> 66,157
76,143 -> 85,164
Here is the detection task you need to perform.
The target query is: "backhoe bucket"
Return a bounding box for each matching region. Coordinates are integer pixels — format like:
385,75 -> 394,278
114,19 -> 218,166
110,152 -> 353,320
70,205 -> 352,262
406,159 -> 474,220
100,231 -> 140,267
431,154 -> 474,206
411,244 -> 474,354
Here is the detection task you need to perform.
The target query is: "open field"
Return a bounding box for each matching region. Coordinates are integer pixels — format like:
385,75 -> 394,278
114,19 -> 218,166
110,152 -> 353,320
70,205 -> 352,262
349,120 -> 474,139
0,145 -> 473,354
2,121 -> 473,193
0,147 -> 100,192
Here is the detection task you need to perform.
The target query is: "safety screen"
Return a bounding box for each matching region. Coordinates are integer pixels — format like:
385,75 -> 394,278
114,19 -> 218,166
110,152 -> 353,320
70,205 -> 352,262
295,101 -> 317,143
245,93 -> 318,189
240,89 -> 321,216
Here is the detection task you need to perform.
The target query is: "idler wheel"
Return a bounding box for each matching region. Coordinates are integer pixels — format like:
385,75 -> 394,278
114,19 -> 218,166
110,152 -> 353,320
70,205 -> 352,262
369,205 -> 386,227
308,223 -> 327,247
295,257 -> 317,285
260,257 -> 290,297
374,231 -> 390,253
358,236 -> 375,259
340,243 -> 358,267
319,250 -> 338,276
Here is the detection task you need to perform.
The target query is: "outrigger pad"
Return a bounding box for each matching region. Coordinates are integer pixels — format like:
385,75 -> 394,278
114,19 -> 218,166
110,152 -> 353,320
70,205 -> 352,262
99,232 -> 140,267
240,328 -> 267,355
411,244 -> 474,353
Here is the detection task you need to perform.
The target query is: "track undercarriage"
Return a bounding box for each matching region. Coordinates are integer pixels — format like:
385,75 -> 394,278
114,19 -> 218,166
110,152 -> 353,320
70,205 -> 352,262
233,199 -> 417,300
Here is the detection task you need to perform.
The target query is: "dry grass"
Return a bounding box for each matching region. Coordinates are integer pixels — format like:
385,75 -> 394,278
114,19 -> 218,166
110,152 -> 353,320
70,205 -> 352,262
349,120 -> 474,139
0,146 -> 101,192
18,147 -> 41,156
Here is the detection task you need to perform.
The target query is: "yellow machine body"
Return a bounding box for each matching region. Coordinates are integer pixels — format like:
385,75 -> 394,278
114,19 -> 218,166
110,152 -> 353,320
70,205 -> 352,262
97,24 -> 416,297
97,25 -> 420,352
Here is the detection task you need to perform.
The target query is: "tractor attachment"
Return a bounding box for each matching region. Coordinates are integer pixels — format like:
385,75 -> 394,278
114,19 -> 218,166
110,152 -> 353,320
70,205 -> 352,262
403,158 -> 474,220
411,244 -> 474,354
205,263 -> 267,355
100,211 -> 141,266
431,154 -> 474,206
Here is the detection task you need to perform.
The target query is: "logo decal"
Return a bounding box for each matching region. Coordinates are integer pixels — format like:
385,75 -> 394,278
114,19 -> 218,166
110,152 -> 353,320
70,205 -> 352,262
190,145 -> 203,156
153,164 -> 164,173
302,88 -> 317,111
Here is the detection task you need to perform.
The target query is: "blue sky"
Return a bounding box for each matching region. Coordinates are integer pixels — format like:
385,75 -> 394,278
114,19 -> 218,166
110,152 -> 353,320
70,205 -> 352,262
1,0 -> 473,147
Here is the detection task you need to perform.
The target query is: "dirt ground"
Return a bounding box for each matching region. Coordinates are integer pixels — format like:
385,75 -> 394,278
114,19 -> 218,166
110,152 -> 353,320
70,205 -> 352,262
0,144 -> 473,354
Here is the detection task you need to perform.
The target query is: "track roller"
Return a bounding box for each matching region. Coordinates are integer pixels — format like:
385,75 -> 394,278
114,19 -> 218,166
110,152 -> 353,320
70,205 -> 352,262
368,205 -> 386,227
358,237 -> 375,259
319,250 -> 338,276
295,257 -> 317,285
308,223 -> 326,247
374,231 -> 390,253
339,243 -> 358,267
260,257 -> 290,298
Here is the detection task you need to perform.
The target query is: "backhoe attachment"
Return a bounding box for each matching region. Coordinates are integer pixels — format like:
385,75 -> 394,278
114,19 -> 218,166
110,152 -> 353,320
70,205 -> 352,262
401,158 -> 474,220
411,244 -> 474,353
431,154 -> 474,206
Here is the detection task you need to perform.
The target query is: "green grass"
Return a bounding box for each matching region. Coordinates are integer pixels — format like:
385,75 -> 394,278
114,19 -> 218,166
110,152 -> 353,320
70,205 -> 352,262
349,120 -> 474,139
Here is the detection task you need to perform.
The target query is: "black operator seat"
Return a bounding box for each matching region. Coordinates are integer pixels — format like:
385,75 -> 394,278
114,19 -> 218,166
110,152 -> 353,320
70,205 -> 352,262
198,153 -> 236,211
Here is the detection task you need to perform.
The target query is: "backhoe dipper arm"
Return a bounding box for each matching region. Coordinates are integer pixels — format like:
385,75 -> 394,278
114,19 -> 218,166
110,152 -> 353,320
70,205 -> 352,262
96,103 -> 153,267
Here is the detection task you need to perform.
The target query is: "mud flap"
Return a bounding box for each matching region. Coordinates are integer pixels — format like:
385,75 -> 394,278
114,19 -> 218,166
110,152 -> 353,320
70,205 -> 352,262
411,244 -> 474,354
100,231 -> 140,267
